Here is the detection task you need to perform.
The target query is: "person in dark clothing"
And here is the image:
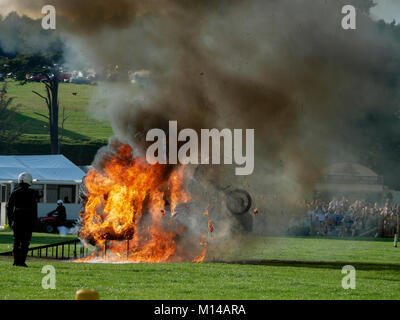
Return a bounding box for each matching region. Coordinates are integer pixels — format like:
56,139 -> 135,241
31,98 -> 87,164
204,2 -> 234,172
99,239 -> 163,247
49,200 -> 67,225
6,172 -> 38,267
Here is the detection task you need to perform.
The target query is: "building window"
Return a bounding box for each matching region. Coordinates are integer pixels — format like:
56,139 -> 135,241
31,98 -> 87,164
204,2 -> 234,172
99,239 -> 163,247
59,185 -> 75,204
47,185 -> 58,203
46,185 -> 76,203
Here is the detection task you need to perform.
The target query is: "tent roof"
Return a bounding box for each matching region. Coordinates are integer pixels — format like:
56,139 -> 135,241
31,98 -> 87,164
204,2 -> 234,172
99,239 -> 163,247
324,162 -> 378,177
0,155 -> 85,184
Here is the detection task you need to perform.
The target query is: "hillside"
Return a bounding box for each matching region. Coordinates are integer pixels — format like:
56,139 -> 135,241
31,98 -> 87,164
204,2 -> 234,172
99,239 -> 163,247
2,80 -> 114,165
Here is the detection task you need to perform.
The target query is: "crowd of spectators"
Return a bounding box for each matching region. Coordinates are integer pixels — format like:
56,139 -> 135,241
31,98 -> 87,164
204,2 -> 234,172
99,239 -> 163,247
287,197 -> 400,237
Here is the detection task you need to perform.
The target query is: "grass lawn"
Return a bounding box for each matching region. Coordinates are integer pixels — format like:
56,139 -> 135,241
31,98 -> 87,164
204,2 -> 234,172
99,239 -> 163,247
1,79 -> 123,163
2,79 -> 145,163
0,232 -> 399,300
4,79 -> 113,144
219,236 -> 400,264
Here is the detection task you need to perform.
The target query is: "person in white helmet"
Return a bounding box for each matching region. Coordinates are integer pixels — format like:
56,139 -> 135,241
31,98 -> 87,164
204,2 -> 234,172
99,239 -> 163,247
6,172 -> 39,267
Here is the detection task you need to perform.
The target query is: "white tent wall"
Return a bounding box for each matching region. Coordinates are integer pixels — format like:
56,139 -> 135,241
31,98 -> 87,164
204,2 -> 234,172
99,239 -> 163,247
38,203 -> 81,219
0,196 -> 82,226
0,155 -> 86,226
0,203 -> 6,226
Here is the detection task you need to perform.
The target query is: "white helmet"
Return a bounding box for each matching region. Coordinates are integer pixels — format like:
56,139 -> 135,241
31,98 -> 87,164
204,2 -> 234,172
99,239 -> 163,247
57,200 -> 63,205
18,172 -> 33,186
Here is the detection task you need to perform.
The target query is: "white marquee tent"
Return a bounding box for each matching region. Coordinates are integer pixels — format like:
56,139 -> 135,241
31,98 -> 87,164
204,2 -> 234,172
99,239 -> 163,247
0,155 -> 85,184
314,162 -> 384,200
0,155 -> 86,225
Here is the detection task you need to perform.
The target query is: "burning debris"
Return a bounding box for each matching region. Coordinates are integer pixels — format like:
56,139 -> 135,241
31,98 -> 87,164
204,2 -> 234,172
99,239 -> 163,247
78,143 -> 197,263
193,232 -> 209,263
77,142 -> 254,263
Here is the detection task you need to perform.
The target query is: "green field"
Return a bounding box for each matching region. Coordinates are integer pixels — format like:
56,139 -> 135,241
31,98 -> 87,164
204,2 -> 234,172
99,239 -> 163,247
5,79 -> 113,143
2,79 -> 115,164
0,230 -> 399,300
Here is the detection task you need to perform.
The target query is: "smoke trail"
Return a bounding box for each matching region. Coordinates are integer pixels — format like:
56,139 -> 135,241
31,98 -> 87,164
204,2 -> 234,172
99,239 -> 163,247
6,0 -> 400,234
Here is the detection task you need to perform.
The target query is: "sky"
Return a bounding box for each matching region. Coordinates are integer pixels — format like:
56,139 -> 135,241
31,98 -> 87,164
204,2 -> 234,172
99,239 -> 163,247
371,0 -> 400,24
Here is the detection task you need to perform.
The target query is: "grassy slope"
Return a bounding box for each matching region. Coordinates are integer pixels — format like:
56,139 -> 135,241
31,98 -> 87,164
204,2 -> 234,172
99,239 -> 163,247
0,232 -> 399,300
5,80 -> 113,144
1,79 -> 115,163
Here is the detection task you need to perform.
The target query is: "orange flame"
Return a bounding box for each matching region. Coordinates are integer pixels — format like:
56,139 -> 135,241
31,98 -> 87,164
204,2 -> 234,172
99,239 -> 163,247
193,248 -> 208,263
77,144 -> 205,263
